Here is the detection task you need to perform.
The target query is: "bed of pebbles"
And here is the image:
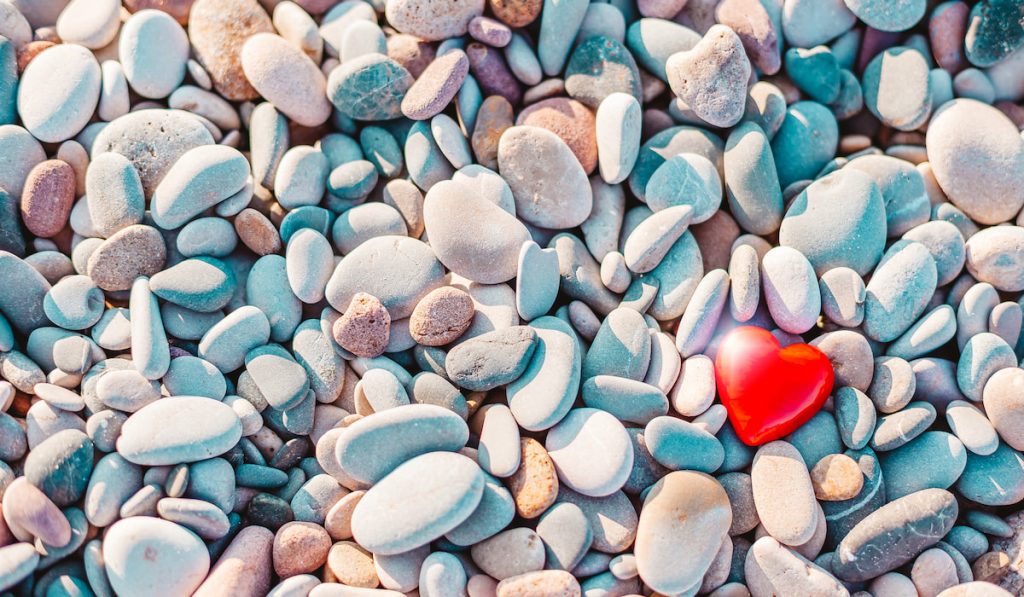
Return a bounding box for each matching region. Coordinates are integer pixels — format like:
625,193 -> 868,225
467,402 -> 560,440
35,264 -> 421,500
0,0 -> 1022,596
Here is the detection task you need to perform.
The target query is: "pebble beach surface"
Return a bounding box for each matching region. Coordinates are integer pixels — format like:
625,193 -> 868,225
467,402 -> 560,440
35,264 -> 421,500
0,0 -> 1023,596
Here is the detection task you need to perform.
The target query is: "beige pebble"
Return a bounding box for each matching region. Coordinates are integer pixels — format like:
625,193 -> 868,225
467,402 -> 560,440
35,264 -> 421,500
272,521 -> 331,578
324,490 -> 365,541
910,548 -> 959,597
506,438 -> 558,519
495,570 -> 581,597
409,286 -> 475,346
326,541 -> 379,588
810,454 -> 864,501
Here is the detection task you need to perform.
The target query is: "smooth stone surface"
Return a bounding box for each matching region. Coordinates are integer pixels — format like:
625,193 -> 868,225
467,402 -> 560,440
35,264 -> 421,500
119,9 -> 189,99
779,169 -> 886,277
965,226 -> 1024,292
635,471 -> 731,595
833,489 -> 958,582
497,126 -> 593,229
103,517 -> 210,597
879,432 -> 968,500
327,53 -> 413,121
760,246 -> 821,334
446,326 -> 537,391
350,451 -> 484,555
546,408 -> 632,497
745,536 -> 849,597
151,145 -> 250,230
863,240 -> 938,343
18,44 -> 100,142
116,397 -> 243,465
926,99 -> 1024,225
863,46 -> 932,131
984,368 -> 1024,451
956,442 -> 1024,506
751,441 -> 818,547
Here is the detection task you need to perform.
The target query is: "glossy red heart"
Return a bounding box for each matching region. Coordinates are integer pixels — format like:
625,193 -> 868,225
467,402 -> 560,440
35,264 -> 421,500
715,326 -> 834,446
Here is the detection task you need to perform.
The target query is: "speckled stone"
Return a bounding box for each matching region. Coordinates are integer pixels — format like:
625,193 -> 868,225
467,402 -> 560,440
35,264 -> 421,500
401,49 -> 470,121
87,225 -> 167,292
666,25 -> 751,128
328,53 -> 413,121
188,0 -> 273,100
517,98 -> 598,174
20,160 -> 75,238
409,286 -> 475,346
333,292 -> 391,358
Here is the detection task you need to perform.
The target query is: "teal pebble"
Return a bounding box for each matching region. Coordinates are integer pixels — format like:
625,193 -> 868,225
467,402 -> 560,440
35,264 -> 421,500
246,255 -> 301,342
965,0 -> 1024,67
845,155 -> 930,237
956,441 -> 1024,506
161,303 -> 223,341
644,416 -> 724,473
198,305 -> 271,373
872,401 -> 937,451
844,0 -> 926,32
236,464 -> 289,489
185,457 -> 235,513
279,206 -> 334,243
25,429 -> 94,506
246,492 -> 293,531
176,218 -> 238,258
320,133 -> 363,168
944,525 -> 988,562
163,355 -> 227,400
359,126 -> 403,178
625,18 -> 700,82
0,36 -> 16,125
43,275 -> 104,330
784,46 -> 841,104
445,471 -> 516,546
149,257 -> 237,313
628,125 -> 723,203
770,101 -> 838,188
786,411 -> 843,468
564,35 -> 642,109
879,431 -> 967,500
405,120 -> 454,191
835,387 -> 876,451
581,376 -> 668,425
327,53 -> 412,121
537,0 -> 589,76
964,510 -> 1014,538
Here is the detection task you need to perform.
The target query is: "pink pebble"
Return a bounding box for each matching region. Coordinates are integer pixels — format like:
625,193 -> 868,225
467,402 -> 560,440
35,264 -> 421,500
1,478 -> 71,548
468,16 -> 512,48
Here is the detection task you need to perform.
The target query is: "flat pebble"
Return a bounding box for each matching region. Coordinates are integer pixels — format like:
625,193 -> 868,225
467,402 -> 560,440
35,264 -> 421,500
117,396 -> 243,465
103,517 -> 210,597
545,408 -> 632,497
17,44 -> 99,142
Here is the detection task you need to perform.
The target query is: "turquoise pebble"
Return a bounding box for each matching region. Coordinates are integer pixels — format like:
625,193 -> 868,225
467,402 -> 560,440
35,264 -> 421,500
176,217 -> 238,258
786,411 -> 842,467
445,471 -> 516,546
235,463 -> 289,489
964,0 -> 1024,67
161,303 -> 223,341
564,35 -> 641,109
770,101 -> 838,188
129,277 -> 169,380
0,251 -> 52,334
724,122 -> 783,236
625,18 -> 700,82
149,257 -> 236,313
537,0 -> 589,76
359,126 -> 403,178
581,376 -> 668,425
784,46 -> 841,104
862,47 -> 932,131
536,502 -> 592,571
291,474 -> 345,524
872,401 -> 937,451
945,525 -> 988,562
246,255 -> 301,342
956,332 -> 1016,402
863,240 -> 937,343
846,155 -> 930,237
644,416 -> 724,473
25,429 -> 93,506
835,387 -> 876,451
185,457 -> 235,514
405,120 -> 454,191
628,125 -> 723,203
198,305 -> 271,373
956,441 -> 1024,506
845,0 -> 926,31
583,308 -> 651,381
879,431 -> 967,500
964,510 -> 1014,538
327,159 -> 378,200
645,153 -> 721,222
43,275 -> 104,330
327,53 -> 412,121
279,206 -> 334,244
163,356 -> 226,400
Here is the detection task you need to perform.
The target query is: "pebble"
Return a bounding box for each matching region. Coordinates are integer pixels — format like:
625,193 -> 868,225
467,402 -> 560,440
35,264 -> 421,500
497,126 -> 592,229
780,168 -> 886,277
408,286 -> 475,346
983,368 -> 1024,451
507,438 -> 558,519
241,33 -> 330,127
21,160 -> 75,239
327,53 -> 413,121
957,333 -> 1016,402
666,25 -> 751,128
17,44 -> 99,142
751,441 -> 817,547
745,536 -> 849,597
833,489 -> 958,581
273,521 -> 331,578
3,477 -> 71,547
811,454 -> 864,501
151,145 -> 250,230
471,527 -> 545,579
595,92 -> 641,184
965,226 -> 1024,292
495,570 -> 580,597
103,517 -> 210,597
423,180 -> 530,284
760,246 -> 821,334
545,408 -> 632,497
120,9 -> 190,99
863,240 -> 938,343
565,36 -> 641,110
189,0 -> 273,100
116,396 -> 243,465
880,431 -> 968,500
194,526 -> 274,597
402,50 -> 469,121
333,293 -> 390,358
351,451 -> 484,555
446,326 -> 537,391
770,101 -> 838,189
956,442 -> 1024,506
635,471 -> 731,594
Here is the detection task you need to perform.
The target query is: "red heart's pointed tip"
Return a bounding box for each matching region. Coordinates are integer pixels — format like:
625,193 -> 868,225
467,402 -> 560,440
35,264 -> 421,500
715,326 -> 834,447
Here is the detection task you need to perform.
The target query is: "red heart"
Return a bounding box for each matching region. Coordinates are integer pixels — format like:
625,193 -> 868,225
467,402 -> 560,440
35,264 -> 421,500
715,326 -> 834,446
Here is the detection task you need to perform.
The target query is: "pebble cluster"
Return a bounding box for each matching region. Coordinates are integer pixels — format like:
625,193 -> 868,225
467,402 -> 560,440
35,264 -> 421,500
0,0 -> 1022,596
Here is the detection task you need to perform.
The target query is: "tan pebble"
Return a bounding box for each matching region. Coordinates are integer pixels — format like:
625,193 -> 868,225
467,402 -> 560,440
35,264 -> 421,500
324,490 -> 365,540
971,551 -> 1011,584
409,286 -> 474,346
488,0 -> 542,27
869,572 -> 918,597
193,526 -> 274,597
506,438 -> 558,519
57,140 -> 89,196
517,98 -> 598,174
86,224 -> 168,291
382,179 -> 425,238
21,159 -> 76,238
124,0 -> 195,24
471,528 -> 545,580
272,521 -> 331,578
16,41 -> 54,72
810,454 -> 864,501
235,208 -> 282,256
326,541 -> 379,588
911,548 -> 958,597
387,34 -> 436,79
332,292 -> 391,358
189,0 -> 274,101
472,95 -> 514,170
495,570 -> 581,597
240,32 -> 331,127
468,574 -> 499,597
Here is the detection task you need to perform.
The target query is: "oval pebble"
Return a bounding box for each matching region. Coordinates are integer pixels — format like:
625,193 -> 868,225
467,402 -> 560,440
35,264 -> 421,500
116,396 -> 243,466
